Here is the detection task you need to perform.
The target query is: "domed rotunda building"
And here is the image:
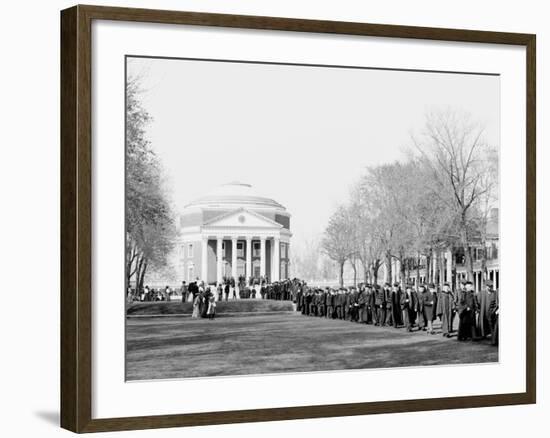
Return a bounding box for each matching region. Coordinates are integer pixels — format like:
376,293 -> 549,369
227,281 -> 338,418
179,182 -> 292,285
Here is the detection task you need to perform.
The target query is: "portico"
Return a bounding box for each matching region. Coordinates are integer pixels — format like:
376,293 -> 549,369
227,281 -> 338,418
200,234 -> 287,285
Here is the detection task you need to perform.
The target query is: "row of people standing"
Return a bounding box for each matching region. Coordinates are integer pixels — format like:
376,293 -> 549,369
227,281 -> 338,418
295,280 -> 498,345
127,285 -> 175,302
180,278 -> 299,301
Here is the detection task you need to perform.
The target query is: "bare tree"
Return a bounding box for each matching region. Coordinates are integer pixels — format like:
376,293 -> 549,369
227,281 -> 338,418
414,109 -> 494,281
322,206 -> 356,287
126,75 -> 177,291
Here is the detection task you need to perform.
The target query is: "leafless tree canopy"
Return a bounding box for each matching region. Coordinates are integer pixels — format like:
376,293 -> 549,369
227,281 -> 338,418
322,109 -> 498,285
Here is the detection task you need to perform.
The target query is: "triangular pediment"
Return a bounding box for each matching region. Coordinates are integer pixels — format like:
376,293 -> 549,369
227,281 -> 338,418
203,208 -> 282,229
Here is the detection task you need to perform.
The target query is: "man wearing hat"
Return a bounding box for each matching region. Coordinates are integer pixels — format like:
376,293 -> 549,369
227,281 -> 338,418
437,282 -> 455,337
357,283 -> 369,324
349,287 -> 359,322
325,288 -> 335,319
334,289 -> 342,320
477,279 -> 499,339
318,288 -> 327,317
383,283 -> 393,326
373,284 -> 386,326
390,282 -> 403,328
400,283 -> 418,332
418,283 -> 436,334
457,281 -> 478,341
365,284 -> 374,324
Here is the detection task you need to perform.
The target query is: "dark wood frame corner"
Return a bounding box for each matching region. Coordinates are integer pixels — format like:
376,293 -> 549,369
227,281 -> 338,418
60,4 -> 536,433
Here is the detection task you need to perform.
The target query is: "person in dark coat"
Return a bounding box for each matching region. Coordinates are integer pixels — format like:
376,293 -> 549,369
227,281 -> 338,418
324,289 -> 332,319
457,281 -> 478,341
437,282 -> 455,337
357,284 -> 368,323
260,283 -> 266,299
300,288 -> 307,315
305,289 -> 313,316
334,290 -> 343,319
318,289 -> 326,317
382,283 -> 393,326
477,280 -> 499,339
180,281 -> 188,303
373,285 -> 385,326
419,284 -> 436,334
390,283 -> 403,328
188,281 -> 198,301
295,287 -> 303,312
365,285 -> 374,324
224,282 -> 230,301
351,288 -> 359,322
230,277 -> 236,299
490,286 -> 499,346
400,283 -> 418,332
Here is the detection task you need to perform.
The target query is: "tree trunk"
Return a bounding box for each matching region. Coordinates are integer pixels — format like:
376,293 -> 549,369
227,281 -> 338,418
480,241 -> 488,289
339,260 -> 345,287
399,248 -> 406,287
460,215 -> 475,281
372,261 -> 380,285
385,251 -> 392,284
416,253 -> 421,286
138,259 -> 148,292
352,260 -> 357,287
435,248 -> 442,287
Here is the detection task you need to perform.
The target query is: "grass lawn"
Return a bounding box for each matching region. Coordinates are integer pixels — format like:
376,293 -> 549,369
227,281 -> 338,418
126,299 -> 294,316
126,313 -> 498,381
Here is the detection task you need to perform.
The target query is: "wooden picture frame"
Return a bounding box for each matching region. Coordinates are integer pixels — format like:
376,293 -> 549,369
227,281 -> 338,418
60,4 -> 536,433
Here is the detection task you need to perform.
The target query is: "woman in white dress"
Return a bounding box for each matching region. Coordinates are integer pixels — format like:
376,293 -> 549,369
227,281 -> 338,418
191,293 -> 200,318
207,296 -> 216,320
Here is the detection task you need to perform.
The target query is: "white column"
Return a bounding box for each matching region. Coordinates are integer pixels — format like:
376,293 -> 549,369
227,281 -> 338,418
260,237 -> 266,278
231,237 -> 238,281
432,251 -> 437,283
216,237 -> 223,287
395,259 -> 401,283
446,250 -> 452,286
273,237 -> 280,281
383,262 -> 388,283
201,237 -> 208,284
246,237 -> 252,281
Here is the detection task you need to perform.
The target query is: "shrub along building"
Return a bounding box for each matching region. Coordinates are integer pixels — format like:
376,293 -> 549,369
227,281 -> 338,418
178,182 -> 292,286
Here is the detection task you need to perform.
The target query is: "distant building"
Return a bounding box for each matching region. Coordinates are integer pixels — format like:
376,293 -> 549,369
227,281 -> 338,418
178,182 -> 292,285
398,208 -> 500,291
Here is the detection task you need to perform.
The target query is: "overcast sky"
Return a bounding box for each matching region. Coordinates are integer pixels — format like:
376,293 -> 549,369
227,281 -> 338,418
127,57 -> 499,252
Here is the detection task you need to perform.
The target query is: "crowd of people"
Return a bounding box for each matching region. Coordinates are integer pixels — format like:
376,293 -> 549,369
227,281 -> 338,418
126,285 -> 176,302
127,276 -> 499,346
294,280 -> 499,346
163,277 -> 299,320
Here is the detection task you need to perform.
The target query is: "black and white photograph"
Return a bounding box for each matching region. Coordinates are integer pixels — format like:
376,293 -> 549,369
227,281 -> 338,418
125,55 -> 500,381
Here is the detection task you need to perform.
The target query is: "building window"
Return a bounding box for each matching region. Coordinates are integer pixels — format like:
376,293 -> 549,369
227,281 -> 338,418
237,242 -> 244,257
187,265 -> 194,282
281,243 -> 288,259
187,243 -> 194,258
222,242 -> 226,258
253,242 -> 260,257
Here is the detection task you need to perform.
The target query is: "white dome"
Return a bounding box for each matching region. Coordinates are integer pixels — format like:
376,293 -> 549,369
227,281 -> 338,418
185,182 -> 286,211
